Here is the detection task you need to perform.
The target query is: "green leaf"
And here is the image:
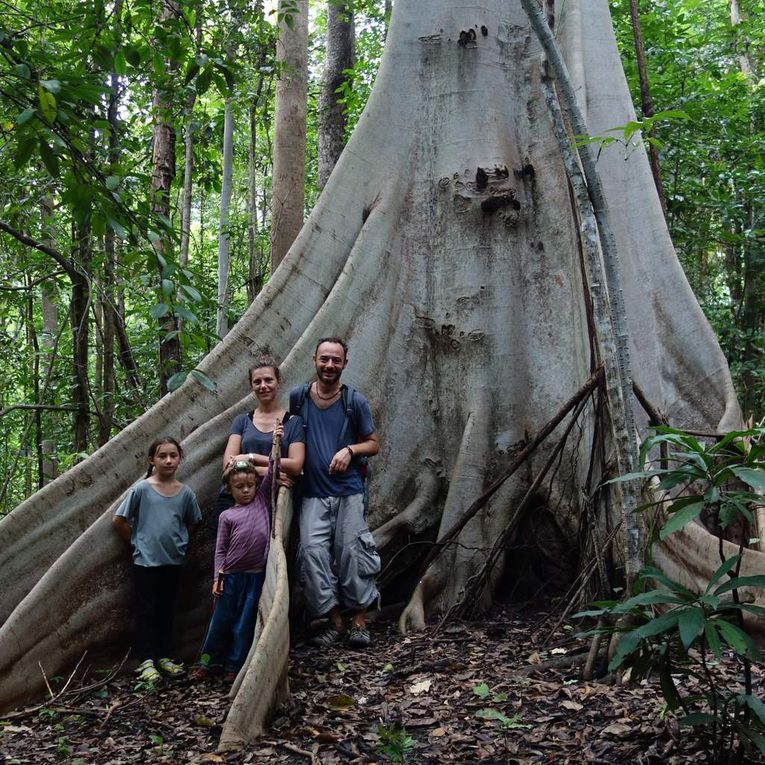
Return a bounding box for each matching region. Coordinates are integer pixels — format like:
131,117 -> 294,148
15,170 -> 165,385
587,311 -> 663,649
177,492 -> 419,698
189,370 -> 216,392
15,107 -> 35,125
107,217 -> 126,239
715,619 -> 758,658
37,84 -> 57,123
706,554 -> 741,590
105,175 -> 121,191
608,631 -> 641,671
39,140 -> 59,177
161,279 -> 175,296
659,666 -> 681,710
472,683 -> 490,699
617,590 -> 685,610
636,610 -> 680,638
40,79 -> 61,93
704,623 -> 722,658
730,466 -> 765,489
180,283 -> 201,302
167,371 -> 187,391
678,608 -> 704,649
714,575 -> 765,596
14,135 -> 36,169
149,303 -> 170,319
114,50 -> 127,75
739,694 -> 765,726
124,46 -> 141,67
659,499 -> 704,540
15,63 -> 31,79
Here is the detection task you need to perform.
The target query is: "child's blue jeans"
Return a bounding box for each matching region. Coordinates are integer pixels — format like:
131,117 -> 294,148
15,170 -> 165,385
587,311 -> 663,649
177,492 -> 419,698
200,570 -> 265,674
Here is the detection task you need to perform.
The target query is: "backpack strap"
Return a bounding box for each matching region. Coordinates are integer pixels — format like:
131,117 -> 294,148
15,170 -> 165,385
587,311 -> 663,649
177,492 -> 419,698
289,382 -> 312,431
338,385 -> 356,448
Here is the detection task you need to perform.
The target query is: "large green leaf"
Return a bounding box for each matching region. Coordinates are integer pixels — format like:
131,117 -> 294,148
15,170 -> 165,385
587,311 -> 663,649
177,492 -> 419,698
678,607 -> 704,649
659,499 -> 704,539
730,466 -> 765,489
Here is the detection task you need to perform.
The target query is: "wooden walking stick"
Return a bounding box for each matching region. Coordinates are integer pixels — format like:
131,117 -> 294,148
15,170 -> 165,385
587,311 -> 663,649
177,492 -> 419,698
270,418 -> 282,537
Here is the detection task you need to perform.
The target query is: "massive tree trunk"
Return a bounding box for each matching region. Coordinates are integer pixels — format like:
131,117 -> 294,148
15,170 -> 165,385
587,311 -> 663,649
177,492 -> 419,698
0,0 -> 750,744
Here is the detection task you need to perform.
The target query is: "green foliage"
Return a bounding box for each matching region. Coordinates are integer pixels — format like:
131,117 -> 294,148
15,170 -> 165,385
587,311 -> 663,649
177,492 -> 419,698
580,426 -> 765,760
375,723 -> 416,763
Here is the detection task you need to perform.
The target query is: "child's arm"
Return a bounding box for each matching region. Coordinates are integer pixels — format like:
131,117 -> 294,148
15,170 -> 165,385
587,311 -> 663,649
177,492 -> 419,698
112,516 -> 133,544
112,486 -> 139,546
213,515 -> 231,592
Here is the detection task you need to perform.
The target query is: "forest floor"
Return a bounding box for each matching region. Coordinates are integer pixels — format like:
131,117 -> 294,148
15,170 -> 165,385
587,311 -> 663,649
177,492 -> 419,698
1,604 -> 764,765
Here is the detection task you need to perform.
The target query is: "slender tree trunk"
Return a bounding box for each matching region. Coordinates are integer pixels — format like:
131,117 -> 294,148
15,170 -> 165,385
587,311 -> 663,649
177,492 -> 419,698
247,102 -> 263,303
318,1 -> 355,190
180,6 -> 202,269
39,198 -> 57,484
70,219 -> 91,455
216,90 -> 236,338
270,0 -> 308,271
151,0 -> 181,395
627,0 -> 666,215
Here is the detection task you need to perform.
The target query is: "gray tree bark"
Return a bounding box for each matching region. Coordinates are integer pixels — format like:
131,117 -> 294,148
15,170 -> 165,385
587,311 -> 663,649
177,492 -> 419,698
0,0 -> 749,741
317,1 -> 355,190
216,97 -> 235,338
270,0 -> 308,270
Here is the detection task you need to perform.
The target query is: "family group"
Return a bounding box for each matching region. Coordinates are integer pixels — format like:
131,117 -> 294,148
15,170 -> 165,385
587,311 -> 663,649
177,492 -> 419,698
111,337 -> 381,686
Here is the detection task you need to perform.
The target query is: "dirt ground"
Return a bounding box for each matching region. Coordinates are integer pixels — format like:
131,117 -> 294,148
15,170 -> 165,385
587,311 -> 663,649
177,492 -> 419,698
1,605 -> 763,764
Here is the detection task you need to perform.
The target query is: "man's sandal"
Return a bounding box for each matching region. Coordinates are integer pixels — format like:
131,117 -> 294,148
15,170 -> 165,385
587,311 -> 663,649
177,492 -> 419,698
348,626 -> 371,649
308,625 -> 344,648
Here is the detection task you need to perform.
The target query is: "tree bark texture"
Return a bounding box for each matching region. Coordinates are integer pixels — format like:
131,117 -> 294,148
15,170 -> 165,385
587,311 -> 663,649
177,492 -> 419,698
270,0 -> 308,270
152,0 -> 181,395
317,1 -> 355,190
216,98 -> 235,339
627,0 -> 666,216
0,0 -> 747,727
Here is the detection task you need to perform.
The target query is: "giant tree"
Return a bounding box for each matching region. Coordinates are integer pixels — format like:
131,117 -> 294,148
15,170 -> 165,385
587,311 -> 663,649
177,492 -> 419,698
0,0 -> 758,749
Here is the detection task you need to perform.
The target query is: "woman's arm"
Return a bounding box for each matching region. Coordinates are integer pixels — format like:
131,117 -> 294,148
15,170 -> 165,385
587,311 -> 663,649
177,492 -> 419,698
280,441 -> 305,477
222,433 -> 268,469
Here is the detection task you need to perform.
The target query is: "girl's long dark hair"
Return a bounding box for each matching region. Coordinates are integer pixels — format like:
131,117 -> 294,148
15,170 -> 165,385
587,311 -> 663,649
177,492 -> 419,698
146,436 -> 183,478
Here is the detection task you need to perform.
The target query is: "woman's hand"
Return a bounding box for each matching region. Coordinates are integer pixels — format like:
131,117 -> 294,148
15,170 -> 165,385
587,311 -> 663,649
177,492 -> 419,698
213,573 -> 224,597
278,470 -> 294,488
273,421 -> 284,441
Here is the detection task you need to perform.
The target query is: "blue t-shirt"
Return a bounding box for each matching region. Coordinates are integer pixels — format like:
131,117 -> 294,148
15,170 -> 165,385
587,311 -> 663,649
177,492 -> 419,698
115,481 -> 202,567
230,411 -> 304,457
301,392 -> 375,499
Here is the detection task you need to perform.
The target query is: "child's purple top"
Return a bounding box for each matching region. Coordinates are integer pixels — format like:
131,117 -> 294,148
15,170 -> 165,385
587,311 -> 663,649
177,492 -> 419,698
215,458 -> 276,575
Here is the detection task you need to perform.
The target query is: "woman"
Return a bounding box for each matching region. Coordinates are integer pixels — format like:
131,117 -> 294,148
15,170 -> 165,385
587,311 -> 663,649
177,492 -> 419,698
211,356 -> 304,528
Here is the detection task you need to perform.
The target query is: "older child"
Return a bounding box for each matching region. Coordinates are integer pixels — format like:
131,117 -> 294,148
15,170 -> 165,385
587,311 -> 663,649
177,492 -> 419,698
112,436 -> 201,684
193,423 -> 282,683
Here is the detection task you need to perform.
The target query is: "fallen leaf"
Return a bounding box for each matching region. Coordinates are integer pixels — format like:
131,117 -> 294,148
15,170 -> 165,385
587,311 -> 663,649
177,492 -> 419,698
194,716 -> 215,728
430,727 -> 447,738
527,652 -> 542,665
409,678 -> 432,695
602,722 -> 632,739
561,700 -> 583,711
326,694 -> 355,711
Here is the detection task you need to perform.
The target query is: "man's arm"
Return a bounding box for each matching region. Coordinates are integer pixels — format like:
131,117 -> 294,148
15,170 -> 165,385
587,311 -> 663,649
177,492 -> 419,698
329,431 -> 378,474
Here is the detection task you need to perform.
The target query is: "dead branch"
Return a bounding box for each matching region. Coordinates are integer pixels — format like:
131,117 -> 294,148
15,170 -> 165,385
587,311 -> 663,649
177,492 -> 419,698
419,366 -> 603,577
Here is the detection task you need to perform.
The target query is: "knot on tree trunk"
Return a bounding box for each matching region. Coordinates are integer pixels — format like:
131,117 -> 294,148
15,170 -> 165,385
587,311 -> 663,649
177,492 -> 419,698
438,165 -> 521,227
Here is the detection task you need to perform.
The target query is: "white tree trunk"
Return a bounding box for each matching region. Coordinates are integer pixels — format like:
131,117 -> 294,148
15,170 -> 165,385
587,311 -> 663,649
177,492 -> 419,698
270,0 -> 308,270
0,0 -> 748,732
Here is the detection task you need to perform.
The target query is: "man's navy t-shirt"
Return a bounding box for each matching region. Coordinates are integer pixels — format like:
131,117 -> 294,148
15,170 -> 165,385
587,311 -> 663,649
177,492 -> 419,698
302,393 -> 375,499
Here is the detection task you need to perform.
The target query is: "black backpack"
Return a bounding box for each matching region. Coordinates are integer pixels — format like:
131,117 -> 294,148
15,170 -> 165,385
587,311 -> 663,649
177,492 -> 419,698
289,382 -> 369,479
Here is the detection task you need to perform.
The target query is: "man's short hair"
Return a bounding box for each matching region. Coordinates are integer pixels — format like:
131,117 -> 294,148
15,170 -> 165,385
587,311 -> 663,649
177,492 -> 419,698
314,336 -> 349,359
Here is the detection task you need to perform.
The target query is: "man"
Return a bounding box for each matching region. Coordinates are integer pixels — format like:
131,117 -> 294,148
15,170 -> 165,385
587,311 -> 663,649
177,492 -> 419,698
290,337 -> 380,648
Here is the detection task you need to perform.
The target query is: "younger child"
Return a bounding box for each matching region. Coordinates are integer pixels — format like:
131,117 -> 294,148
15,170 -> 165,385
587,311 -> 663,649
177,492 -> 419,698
193,423 -> 282,683
112,436 -> 201,684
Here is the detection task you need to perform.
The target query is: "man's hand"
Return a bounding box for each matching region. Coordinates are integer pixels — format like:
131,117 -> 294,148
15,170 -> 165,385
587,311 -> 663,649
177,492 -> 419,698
328,446 -> 353,474
278,470 -> 294,488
